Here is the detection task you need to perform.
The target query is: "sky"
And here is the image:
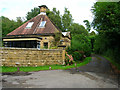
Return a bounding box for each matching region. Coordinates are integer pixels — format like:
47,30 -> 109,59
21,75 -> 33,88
0,0 -> 97,32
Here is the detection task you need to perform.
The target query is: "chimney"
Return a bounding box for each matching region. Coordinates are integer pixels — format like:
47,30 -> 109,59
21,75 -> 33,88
38,5 -> 48,15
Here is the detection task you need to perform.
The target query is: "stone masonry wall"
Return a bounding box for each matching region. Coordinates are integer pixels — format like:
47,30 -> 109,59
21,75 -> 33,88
0,48 -> 65,67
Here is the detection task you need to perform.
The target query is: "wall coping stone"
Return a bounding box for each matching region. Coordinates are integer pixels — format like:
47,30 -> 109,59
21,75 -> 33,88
0,47 -> 63,51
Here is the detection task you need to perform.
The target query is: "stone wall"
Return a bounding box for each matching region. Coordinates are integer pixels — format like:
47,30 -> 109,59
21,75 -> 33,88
0,48 -> 65,67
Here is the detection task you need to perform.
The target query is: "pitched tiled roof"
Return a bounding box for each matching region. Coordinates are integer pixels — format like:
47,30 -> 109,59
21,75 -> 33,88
7,14 -> 61,36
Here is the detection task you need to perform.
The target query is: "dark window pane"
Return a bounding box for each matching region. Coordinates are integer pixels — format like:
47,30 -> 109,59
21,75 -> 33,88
44,42 -> 48,49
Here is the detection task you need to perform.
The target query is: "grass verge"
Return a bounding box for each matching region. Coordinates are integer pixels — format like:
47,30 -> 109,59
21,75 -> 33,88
104,56 -> 120,70
1,57 -> 91,73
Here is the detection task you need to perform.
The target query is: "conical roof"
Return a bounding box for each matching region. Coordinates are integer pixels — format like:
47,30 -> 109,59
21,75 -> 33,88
7,14 -> 61,36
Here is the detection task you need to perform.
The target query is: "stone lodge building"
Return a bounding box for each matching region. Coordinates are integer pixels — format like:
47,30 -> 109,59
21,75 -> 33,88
3,5 -> 71,49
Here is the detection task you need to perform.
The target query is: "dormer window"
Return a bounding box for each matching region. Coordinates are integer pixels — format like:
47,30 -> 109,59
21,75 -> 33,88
26,22 -> 34,29
39,21 -> 46,28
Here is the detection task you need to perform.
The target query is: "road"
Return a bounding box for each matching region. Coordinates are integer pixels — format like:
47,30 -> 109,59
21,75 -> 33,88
1,54 -> 119,88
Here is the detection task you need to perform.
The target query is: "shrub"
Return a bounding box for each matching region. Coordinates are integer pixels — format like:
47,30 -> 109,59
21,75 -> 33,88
66,34 -> 91,61
71,34 -> 91,56
65,52 -> 74,65
72,51 -> 82,61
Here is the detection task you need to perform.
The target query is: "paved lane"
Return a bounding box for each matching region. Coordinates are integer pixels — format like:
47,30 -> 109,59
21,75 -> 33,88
2,54 -> 119,88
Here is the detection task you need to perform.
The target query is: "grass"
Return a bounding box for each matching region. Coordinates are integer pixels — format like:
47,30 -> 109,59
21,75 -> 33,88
96,56 -> 102,61
104,56 -> 120,70
1,57 -> 91,73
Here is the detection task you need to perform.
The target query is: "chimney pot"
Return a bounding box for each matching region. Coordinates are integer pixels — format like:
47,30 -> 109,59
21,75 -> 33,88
39,5 -> 48,14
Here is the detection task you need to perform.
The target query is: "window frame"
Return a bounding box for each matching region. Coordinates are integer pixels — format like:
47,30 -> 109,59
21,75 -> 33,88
25,22 -> 34,29
39,21 -> 46,28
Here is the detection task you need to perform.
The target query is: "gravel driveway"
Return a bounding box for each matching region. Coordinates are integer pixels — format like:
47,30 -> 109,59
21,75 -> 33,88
1,54 -> 119,88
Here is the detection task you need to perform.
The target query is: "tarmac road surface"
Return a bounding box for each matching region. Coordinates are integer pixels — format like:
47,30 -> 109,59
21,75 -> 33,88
1,54 -> 119,88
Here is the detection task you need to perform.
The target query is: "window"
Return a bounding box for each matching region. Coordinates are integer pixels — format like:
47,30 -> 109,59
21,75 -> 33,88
39,21 -> 46,28
60,40 -> 64,45
37,41 -> 40,49
26,22 -> 34,29
44,42 -> 48,49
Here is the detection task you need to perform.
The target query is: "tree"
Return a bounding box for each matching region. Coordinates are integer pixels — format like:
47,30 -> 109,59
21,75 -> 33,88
89,31 -> 96,52
92,2 -> 120,64
1,16 -> 15,37
66,23 -> 91,61
90,31 -> 96,36
62,8 -> 73,31
1,16 -> 23,37
68,23 -> 88,36
15,17 -> 24,28
47,8 -> 63,30
83,20 -> 91,32
26,7 -> 40,21
92,2 -> 120,32
16,17 -> 23,24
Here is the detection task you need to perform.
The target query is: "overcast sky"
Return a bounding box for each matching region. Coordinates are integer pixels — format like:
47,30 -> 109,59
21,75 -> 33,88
0,0 -> 97,31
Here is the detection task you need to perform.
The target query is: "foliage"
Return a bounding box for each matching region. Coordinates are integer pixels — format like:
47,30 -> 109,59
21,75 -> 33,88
54,32 -> 62,46
66,23 -> 91,61
90,31 -> 96,36
26,7 -> 40,21
66,34 -> 91,61
1,16 -> 24,37
89,31 -> 96,52
47,8 -> 63,30
92,2 -> 120,32
1,57 -> 91,72
62,8 -> 73,31
68,23 -> 88,36
83,20 -> 91,32
72,34 -> 91,56
72,51 -> 84,61
92,2 -> 120,64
